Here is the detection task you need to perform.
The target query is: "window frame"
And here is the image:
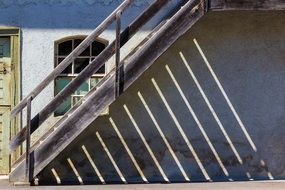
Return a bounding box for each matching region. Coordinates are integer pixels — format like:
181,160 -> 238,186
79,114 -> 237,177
54,35 -> 108,116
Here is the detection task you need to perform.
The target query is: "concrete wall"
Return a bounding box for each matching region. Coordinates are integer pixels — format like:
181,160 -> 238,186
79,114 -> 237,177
36,11 -> 285,184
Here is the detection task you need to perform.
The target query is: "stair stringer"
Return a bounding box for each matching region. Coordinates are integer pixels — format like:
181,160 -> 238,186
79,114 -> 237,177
9,0 -> 205,182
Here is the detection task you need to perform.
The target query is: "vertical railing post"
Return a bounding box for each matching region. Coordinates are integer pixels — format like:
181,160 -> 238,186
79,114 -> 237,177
204,0 -> 209,12
115,10 -> 122,97
25,96 -> 32,184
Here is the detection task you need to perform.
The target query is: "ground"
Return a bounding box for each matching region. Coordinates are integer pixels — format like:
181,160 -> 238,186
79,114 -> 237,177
1,178 -> 285,190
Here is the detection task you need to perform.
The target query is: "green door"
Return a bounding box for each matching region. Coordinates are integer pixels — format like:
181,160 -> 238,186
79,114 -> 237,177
0,37 -> 13,174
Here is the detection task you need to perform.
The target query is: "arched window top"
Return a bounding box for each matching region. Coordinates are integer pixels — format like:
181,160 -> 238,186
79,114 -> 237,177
55,35 -> 108,57
55,35 -> 108,75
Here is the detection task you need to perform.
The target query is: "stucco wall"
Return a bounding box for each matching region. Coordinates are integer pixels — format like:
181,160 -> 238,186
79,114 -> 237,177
36,10 -> 285,184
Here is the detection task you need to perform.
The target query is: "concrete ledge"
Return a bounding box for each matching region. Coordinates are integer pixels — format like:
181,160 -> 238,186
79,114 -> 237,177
13,181 -> 30,186
1,181 -> 285,190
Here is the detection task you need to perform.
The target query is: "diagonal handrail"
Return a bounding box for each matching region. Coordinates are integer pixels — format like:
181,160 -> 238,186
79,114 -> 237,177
10,0 -> 134,118
10,0 -> 170,151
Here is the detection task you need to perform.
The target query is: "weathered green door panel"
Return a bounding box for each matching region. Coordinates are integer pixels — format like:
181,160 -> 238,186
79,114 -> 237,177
0,37 -> 12,174
10,34 -> 21,166
0,32 -> 20,174
0,107 -> 10,174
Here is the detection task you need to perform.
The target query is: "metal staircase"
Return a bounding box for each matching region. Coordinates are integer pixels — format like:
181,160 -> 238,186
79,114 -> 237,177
9,0 -> 206,183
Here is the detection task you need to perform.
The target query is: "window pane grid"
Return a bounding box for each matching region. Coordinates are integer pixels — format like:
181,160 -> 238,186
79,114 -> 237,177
56,39 -> 105,76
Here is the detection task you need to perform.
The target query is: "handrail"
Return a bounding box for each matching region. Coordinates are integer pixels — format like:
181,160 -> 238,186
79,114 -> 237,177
10,0 -> 134,118
10,0 -> 170,151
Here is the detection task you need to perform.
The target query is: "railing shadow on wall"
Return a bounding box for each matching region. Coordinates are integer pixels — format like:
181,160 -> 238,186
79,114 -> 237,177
36,35 -> 277,184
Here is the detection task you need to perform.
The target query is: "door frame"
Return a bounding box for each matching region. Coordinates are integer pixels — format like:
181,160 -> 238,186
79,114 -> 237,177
0,27 -> 21,173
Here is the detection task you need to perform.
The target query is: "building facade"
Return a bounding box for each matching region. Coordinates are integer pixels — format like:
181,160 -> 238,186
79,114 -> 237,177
0,0 -> 285,185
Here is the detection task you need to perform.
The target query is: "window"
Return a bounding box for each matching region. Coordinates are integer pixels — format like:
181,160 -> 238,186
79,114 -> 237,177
54,36 -> 107,116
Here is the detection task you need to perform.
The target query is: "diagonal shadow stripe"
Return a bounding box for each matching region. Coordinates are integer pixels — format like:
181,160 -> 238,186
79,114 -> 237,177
81,145 -> 106,184
165,64 -> 229,178
179,52 -> 244,167
192,39 -> 275,180
51,168 -> 61,185
96,132 -> 127,183
67,158 -> 83,185
109,117 -> 148,183
123,104 -> 170,182
138,91 -> 190,181
152,78 -> 211,181
193,38 -> 257,152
